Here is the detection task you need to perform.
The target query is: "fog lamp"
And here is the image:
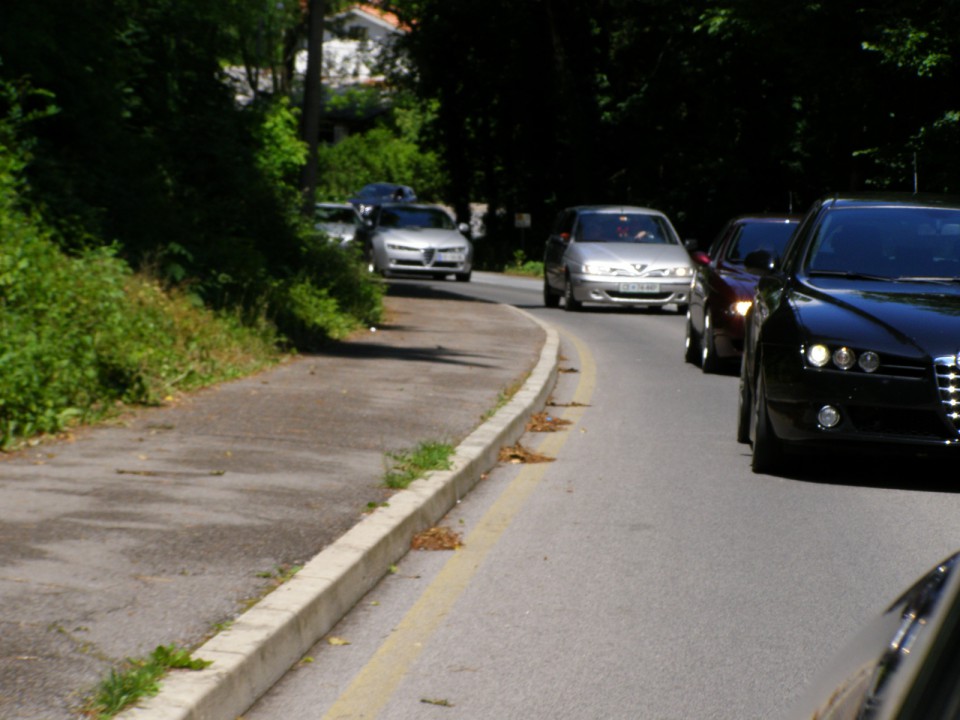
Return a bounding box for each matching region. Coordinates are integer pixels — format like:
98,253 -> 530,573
833,347 -> 856,370
818,405 -> 841,428
807,344 -> 831,367
858,351 -> 880,373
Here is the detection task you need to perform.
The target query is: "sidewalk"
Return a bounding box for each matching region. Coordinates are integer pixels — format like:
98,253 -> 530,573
0,282 -> 557,720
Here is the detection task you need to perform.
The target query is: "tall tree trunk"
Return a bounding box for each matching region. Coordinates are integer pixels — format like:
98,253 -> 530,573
300,0 -> 325,215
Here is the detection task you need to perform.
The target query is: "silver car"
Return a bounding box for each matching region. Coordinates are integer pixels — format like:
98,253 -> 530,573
355,203 -> 473,281
314,202 -> 363,244
543,205 -> 693,311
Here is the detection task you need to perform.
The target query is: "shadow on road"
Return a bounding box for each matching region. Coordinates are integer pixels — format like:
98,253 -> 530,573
751,448 -> 960,493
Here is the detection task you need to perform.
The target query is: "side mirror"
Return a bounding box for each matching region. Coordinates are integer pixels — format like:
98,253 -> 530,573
458,222 -> 470,235
744,250 -> 778,274
691,250 -> 710,267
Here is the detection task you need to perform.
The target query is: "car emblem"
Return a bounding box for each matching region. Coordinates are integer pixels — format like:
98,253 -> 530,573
422,248 -> 436,265
632,263 -> 647,273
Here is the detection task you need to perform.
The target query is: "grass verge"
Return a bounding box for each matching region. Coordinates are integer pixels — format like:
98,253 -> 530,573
83,644 -> 212,719
384,441 -> 454,489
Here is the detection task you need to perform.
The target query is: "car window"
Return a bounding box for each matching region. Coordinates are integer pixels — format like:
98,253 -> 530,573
806,207 -> 960,278
316,207 -> 359,224
574,212 -> 675,244
725,222 -> 797,261
378,207 -> 455,230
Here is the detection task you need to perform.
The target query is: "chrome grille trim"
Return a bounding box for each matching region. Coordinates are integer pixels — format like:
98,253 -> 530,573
935,356 -> 960,432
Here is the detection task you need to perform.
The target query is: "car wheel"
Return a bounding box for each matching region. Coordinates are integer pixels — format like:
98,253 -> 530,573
563,276 -> 582,312
455,271 -> 472,282
700,311 -> 721,374
684,313 -> 700,364
544,277 -> 560,308
675,303 -> 688,315
736,364 -> 751,444
751,374 -> 784,474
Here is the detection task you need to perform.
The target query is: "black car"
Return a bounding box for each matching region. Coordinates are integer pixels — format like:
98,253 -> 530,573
738,193 -> 960,473
786,551 -> 960,720
349,183 -> 417,217
686,214 -> 800,373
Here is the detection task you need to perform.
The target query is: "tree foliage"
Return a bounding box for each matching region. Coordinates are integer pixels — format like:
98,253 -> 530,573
387,0 -> 960,252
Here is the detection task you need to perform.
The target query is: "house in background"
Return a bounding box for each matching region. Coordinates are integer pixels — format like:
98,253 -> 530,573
225,4 -> 407,142
300,4 -> 408,143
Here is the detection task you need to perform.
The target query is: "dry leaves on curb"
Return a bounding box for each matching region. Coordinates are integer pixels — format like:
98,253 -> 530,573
498,442 -> 555,464
526,412 -> 572,432
412,526 -> 463,551
558,366 -> 579,374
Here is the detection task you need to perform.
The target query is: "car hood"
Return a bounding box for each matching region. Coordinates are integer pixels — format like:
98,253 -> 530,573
375,227 -> 470,248
790,277 -> 960,357
568,242 -> 691,267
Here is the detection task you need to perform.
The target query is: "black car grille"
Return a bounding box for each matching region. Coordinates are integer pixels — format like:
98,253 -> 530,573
847,406 -> 949,440
935,357 -> 960,433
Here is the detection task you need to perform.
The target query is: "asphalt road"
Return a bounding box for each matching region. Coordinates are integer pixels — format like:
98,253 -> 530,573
245,272 -> 960,720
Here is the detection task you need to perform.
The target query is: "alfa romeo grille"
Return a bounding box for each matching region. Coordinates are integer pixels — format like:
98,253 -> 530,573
935,357 -> 960,433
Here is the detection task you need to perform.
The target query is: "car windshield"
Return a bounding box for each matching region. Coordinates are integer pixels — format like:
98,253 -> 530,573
575,212 -> 675,244
806,207 -> 960,279
378,207 -> 455,230
315,206 -> 358,224
726,222 -> 797,261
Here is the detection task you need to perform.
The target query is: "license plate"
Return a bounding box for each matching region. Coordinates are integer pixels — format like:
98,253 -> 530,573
438,252 -> 465,262
619,282 -> 659,293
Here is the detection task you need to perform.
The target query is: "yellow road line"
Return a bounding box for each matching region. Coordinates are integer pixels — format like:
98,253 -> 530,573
323,327 -> 595,720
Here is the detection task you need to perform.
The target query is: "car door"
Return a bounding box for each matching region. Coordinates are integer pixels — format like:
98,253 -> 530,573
544,209 -> 577,291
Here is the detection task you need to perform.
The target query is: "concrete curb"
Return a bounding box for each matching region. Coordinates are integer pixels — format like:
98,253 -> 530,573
121,308 -> 559,720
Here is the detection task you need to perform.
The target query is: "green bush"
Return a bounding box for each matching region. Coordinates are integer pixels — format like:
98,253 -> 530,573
272,236 -> 384,347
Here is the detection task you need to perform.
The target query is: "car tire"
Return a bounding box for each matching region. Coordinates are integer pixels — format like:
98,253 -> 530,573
684,314 -> 700,364
563,276 -> 582,312
455,271 -> 472,282
675,303 -> 688,315
544,277 -> 560,308
736,365 -> 751,444
700,311 -> 721,374
751,374 -> 784,474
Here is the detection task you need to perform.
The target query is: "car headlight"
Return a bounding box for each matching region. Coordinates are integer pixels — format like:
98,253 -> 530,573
732,300 -> 752,316
645,266 -> 693,278
805,343 -> 880,373
386,243 -> 420,252
582,263 -> 626,276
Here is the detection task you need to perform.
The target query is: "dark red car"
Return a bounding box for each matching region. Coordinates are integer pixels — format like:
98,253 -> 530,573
684,214 -> 800,372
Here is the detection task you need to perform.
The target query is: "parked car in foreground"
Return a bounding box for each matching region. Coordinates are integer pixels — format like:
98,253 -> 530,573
354,203 -> 473,281
314,202 -> 363,244
543,205 -> 693,312
786,551 -> 960,720
739,193 -> 960,473
685,214 -> 800,372
348,182 -> 417,217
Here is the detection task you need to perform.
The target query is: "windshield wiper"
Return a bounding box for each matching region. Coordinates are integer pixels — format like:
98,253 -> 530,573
807,270 -> 893,281
894,276 -> 960,285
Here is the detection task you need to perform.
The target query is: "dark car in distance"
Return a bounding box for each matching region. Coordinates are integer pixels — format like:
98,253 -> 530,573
739,193 -> 960,473
349,183 -> 417,217
685,214 -> 800,372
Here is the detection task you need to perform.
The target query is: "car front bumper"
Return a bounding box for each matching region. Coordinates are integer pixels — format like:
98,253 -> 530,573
379,247 -> 471,275
762,345 -> 960,449
569,275 -> 690,307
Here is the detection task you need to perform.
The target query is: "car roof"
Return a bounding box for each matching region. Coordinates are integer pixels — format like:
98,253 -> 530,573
567,205 -> 668,216
728,213 -> 801,223
820,192 -> 960,209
